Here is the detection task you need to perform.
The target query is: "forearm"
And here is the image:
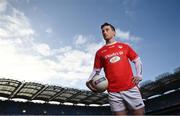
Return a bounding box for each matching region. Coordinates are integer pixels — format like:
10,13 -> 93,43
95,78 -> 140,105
133,57 -> 143,78
87,68 -> 101,81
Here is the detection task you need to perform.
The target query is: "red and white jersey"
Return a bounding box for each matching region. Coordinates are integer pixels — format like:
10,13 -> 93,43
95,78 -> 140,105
94,42 -> 138,92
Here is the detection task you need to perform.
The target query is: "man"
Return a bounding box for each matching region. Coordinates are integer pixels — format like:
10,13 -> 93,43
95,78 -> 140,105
86,22 -> 145,115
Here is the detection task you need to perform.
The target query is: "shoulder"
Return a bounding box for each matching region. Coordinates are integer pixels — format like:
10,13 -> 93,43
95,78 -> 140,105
116,42 -> 131,49
117,42 -> 130,46
96,45 -> 106,55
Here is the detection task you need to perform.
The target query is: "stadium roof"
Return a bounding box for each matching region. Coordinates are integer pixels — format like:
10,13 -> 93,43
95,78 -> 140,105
0,78 -> 108,105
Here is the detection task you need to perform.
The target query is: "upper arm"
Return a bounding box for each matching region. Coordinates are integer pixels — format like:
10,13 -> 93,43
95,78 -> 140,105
126,44 -> 138,61
93,51 -> 103,69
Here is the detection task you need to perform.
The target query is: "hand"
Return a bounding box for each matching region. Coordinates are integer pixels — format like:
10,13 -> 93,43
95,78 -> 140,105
132,76 -> 142,85
86,80 -> 97,92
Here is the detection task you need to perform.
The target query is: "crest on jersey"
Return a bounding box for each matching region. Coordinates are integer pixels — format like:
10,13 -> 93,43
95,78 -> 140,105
110,56 -> 121,63
101,50 -> 107,53
118,45 -> 123,49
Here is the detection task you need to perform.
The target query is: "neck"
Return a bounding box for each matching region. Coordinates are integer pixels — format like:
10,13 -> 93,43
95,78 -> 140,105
106,38 -> 116,45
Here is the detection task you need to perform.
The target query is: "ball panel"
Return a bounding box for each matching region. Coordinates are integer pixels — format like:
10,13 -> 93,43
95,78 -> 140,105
92,75 -> 108,92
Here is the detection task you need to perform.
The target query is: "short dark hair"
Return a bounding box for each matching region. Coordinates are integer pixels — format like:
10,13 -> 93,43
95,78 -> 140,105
101,22 -> 115,32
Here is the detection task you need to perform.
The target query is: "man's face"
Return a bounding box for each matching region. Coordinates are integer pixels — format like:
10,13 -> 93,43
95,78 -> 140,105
101,25 -> 115,40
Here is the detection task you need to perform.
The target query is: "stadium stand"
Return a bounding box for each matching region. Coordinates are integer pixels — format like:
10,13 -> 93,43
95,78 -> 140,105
140,66 -> 180,114
0,100 -> 111,115
0,66 -> 179,115
145,89 -> 180,115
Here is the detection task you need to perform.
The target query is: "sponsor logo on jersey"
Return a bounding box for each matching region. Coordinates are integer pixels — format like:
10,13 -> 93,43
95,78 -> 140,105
105,51 -> 123,59
110,56 -> 121,63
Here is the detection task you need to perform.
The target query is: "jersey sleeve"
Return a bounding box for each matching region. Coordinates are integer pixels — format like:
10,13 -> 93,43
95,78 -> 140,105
126,44 -> 138,61
93,51 -> 103,69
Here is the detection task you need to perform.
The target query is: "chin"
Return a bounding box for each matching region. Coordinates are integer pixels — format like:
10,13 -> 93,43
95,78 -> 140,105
104,37 -> 112,40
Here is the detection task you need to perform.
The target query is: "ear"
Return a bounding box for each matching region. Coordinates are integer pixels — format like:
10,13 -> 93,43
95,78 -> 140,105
113,31 -> 116,37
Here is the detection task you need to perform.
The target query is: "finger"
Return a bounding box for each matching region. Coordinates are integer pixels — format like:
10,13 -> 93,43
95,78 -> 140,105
132,77 -> 137,83
135,80 -> 139,85
89,84 -> 96,91
87,82 -> 97,92
132,77 -> 135,82
89,80 -> 96,88
132,77 -> 139,85
135,78 -> 141,85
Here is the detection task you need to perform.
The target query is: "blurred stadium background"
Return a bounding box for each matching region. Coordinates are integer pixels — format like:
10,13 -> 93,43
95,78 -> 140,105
0,66 -> 180,115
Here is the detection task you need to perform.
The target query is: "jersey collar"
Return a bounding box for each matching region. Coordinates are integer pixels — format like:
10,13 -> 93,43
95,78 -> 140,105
105,41 -> 117,46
